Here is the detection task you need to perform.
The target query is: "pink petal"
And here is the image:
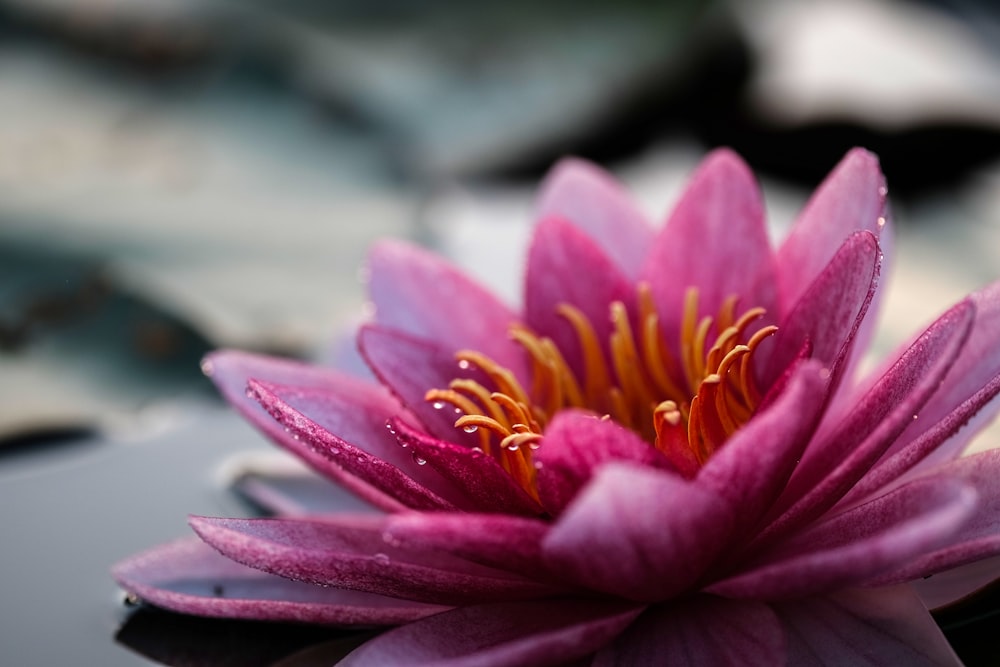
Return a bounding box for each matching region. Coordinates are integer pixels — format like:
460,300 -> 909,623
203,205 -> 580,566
366,239 -> 524,372
593,596 -> 784,666
867,449 -> 1000,587
641,148 -> 778,346
776,148 -> 889,314
204,350 -> 408,512
382,512 -> 550,579
710,476 -> 976,599
190,515 -> 557,605
357,324 -> 483,445
763,230 -> 880,387
249,380 -> 461,512
389,418 -> 542,516
535,157 -> 654,279
339,598 -> 642,667
232,467 -> 379,517
759,299 -> 975,545
534,410 -> 673,515
542,463 -> 734,601
911,554 -> 1000,610
773,586 -> 961,666
523,217 -> 633,377
112,538 -> 449,626
697,360 -> 828,534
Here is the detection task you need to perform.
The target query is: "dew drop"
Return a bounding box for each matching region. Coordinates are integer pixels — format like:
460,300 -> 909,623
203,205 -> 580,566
356,454 -> 365,463
472,446 -> 484,453
534,461 -> 544,470
123,592 -> 141,607
877,216 -> 886,228
454,407 -> 463,415
292,433 -> 300,441
411,452 -> 427,466
457,359 -> 471,370
432,401 -> 446,410
529,441 -> 541,450
507,443 -> 519,452
200,359 -> 214,376
463,424 -> 479,434
329,447 -> 340,455
373,553 -> 390,565
384,421 -> 397,436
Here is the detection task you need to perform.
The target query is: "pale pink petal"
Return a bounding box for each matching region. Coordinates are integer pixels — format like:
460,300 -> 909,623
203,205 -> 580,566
542,463 -> 734,601
710,477 -> 976,599
592,596 -> 784,666
911,554 -> 1000,610
773,586 -> 961,666
383,512 -> 550,578
534,410 -> 673,515
759,300 -> 974,544
535,157 -> 654,279
249,380 -> 460,512
697,360 -> 828,532
776,148 -> 888,314
367,239 -> 524,372
190,515 -> 558,605
641,148 -> 777,345
523,217 -> 633,376
205,350 -> 408,511
339,598 -> 642,667
112,538 -> 449,626
389,418 -> 543,516
232,468 -> 379,517
763,231 -> 880,386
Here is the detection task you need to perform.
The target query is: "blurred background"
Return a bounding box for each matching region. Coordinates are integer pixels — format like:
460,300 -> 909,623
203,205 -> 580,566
3,0 -> 1000,664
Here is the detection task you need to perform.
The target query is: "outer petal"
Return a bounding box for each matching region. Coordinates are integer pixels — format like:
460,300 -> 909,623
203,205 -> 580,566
641,148 -> 777,345
535,157 -> 654,279
710,477 -> 976,599
911,554 -> 1000,610
534,410 -> 674,516
523,217 -> 633,377
763,230 -> 880,386
776,148 -> 888,313
542,463 -> 734,601
112,538 -> 449,626
773,586 -> 961,666
367,239 -> 524,372
249,380 -> 461,511
593,596 -> 785,667
190,515 -> 558,605
204,350 -> 407,511
340,598 -> 642,667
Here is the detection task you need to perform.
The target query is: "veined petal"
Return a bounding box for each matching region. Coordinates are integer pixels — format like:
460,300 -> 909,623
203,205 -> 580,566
524,217 -> 633,377
542,463 -> 734,601
773,586 -> 961,666
762,230 -> 880,387
249,380 -> 461,511
340,598 -> 642,667
535,157 -> 654,279
641,148 -> 777,344
593,596 -> 784,667
710,477 -> 976,599
367,239 -> 524,372
112,538 -> 449,626
534,410 -> 673,516
190,515 -> 558,605
776,148 -> 889,314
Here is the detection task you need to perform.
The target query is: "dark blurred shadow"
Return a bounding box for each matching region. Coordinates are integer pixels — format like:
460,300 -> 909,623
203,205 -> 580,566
935,580 -> 1000,666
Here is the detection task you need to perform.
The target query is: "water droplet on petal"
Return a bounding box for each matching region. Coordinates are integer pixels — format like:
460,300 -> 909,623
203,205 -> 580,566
384,421 -> 397,435
373,553 -> 390,565
458,359 -> 471,370
463,424 -> 478,434
411,452 -> 427,466
507,443 -> 519,452
432,401 -> 445,410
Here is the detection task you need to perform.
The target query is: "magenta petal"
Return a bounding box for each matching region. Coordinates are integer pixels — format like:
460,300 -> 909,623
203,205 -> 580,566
760,299 -> 975,543
763,230 -> 880,385
776,148 -> 888,313
534,410 -> 673,515
593,596 -> 784,666
249,380 -> 460,511
711,476 -> 976,599
112,538 -> 449,626
641,148 -> 777,344
911,555 -> 1000,610
190,515 -> 558,605
523,217 -> 633,376
697,360 -> 827,531
367,240 -> 523,372
205,350 -> 408,511
383,512 -> 549,579
340,598 -> 642,667
542,463 -> 734,601
390,418 -> 542,515
535,157 -> 654,279
773,586 -> 961,666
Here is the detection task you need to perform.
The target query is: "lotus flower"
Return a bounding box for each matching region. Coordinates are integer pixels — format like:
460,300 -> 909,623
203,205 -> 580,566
114,148 -> 1000,665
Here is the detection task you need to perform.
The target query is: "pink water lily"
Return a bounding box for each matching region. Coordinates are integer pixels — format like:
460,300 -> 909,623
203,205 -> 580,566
114,148 -> 1000,665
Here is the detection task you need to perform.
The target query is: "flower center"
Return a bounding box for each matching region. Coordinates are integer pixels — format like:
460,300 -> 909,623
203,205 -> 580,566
424,284 -> 776,496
